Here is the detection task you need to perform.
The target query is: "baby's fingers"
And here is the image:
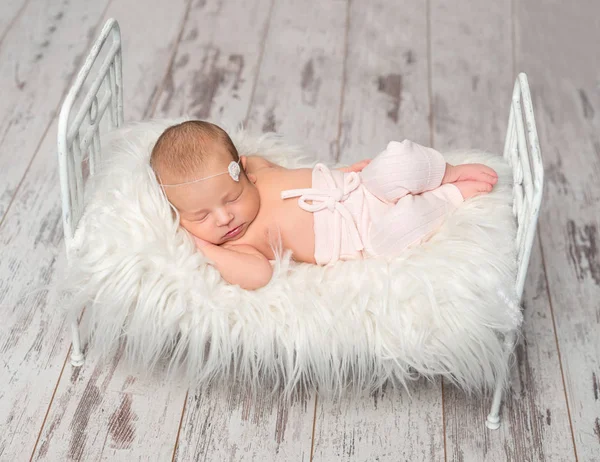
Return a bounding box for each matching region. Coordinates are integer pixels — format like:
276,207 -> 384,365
193,236 -> 210,249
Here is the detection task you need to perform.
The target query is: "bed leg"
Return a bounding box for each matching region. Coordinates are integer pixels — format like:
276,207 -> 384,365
485,382 -> 503,430
486,330 -> 517,430
70,314 -> 85,367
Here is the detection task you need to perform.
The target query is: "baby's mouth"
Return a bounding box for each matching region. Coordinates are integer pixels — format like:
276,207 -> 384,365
223,224 -> 244,239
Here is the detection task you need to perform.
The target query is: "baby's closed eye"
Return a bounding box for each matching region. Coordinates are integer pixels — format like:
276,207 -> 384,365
227,195 -> 241,204
193,213 -> 209,222
227,189 -> 243,203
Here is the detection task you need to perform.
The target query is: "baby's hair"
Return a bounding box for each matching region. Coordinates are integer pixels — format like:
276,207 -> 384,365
150,120 -> 239,179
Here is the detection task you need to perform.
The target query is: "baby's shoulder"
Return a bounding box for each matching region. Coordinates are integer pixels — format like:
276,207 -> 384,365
246,155 -> 281,171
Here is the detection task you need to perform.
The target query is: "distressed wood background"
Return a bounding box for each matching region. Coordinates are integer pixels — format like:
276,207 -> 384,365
1,0 -> 598,460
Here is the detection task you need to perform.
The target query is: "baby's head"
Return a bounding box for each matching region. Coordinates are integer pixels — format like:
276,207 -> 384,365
150,121 -> 260,245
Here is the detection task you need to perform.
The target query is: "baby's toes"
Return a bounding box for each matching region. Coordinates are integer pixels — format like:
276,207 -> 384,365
454,180 -> 492,199
473,182 -> 493,198
473,181 -> 493,193
483,172 -> 498,184
480,165 -> 498,179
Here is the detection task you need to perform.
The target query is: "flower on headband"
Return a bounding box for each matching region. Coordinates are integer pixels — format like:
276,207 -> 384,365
228,160 -> 241,182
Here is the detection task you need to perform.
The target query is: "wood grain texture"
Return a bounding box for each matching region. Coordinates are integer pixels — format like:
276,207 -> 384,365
35,343 -> 187,461
0,1 -> 112,458
244,0 -> 348,162
0,1 -> 190,460
431,1 -> 574,460
337,0 -> 431,163
174,385 -> 314,461
313,382 -> 444,462
0,245 -> 71,461
0,0 -> 111,221
517,0 -> 600,458
430,0 -> 513,153
313,1 -> 444,460
0,0 -> 29,46
444,237 -> 575,461
152,0 -> 274,124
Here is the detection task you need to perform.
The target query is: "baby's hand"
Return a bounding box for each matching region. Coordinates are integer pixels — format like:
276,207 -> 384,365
339,159 -> 372,173
193,236 -> 211,249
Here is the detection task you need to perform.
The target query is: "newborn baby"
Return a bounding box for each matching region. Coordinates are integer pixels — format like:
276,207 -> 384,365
151,121 -> 498,290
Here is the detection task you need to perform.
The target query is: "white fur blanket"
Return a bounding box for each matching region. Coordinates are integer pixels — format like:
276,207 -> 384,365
63,119 -> 522,399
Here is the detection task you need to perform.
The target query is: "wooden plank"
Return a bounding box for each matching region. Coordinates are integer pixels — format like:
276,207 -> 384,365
158,0 -> 322,459
0,1 -> 113,459
430,0 -> 512,153
0,0 -> 112,221
431,0 -> 575,459
152,0 -> 273,125
0,0 -> 28,45
244,0 -> 348,162
174,385 -> 314,461
0,1 -> 190,460
0,246 -> 72,461
313,382 -> 444,461
337,0 -> 431,163
312,1 -> 445,460
35,342 -> 187,461
517,0 -> 600,458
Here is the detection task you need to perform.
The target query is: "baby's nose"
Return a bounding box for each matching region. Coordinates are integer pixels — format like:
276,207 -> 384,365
215,208 -> 234,226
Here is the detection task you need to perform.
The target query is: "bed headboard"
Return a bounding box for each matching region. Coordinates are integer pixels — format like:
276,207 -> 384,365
503,73 -> 544,300
57,18 -> 123,251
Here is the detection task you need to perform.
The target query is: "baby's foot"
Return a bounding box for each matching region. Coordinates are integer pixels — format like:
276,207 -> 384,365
453,180 -> 493,200
443,163 -> 498,186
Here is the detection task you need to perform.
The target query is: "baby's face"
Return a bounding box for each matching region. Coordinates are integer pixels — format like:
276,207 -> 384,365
164,157 -> 260,245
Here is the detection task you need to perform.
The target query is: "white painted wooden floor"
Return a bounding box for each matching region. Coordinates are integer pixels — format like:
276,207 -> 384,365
1,0 -> 599,460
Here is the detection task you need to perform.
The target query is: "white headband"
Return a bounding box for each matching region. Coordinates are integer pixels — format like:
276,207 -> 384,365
159,160 -> 241,187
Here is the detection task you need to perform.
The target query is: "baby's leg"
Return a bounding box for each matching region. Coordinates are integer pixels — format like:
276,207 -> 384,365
368,184 -> 464,257
360,139 -> 447,203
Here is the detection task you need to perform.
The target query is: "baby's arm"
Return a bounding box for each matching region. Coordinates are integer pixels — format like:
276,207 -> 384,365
194,238 -> 273,290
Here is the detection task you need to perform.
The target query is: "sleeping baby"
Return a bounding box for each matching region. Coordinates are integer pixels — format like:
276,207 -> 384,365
150,121 -> 498,290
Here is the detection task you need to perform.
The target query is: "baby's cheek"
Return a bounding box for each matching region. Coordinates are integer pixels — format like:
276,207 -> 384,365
179,220 -> 195,234
181,221 -> 213,242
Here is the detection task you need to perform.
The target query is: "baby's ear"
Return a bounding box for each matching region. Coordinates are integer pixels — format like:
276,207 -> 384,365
240,155 -> 248,170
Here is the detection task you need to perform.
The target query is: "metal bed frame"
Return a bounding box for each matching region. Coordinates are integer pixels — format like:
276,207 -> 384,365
56,19 -> 544,430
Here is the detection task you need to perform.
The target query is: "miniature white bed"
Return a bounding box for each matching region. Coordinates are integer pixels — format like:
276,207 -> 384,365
57,19 -> 543,430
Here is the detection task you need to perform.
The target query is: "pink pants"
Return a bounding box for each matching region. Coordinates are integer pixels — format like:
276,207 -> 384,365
281,140 -> 464,265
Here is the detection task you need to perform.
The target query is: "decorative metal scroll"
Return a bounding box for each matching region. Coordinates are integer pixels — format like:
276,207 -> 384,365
57,18 -> 124,249
503,73 -> 544,299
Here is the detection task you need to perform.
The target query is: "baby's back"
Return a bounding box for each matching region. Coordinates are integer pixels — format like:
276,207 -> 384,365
240,158 -> 316,263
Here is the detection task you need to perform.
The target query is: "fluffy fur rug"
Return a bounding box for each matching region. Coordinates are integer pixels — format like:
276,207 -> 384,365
63,119 -> 522,399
